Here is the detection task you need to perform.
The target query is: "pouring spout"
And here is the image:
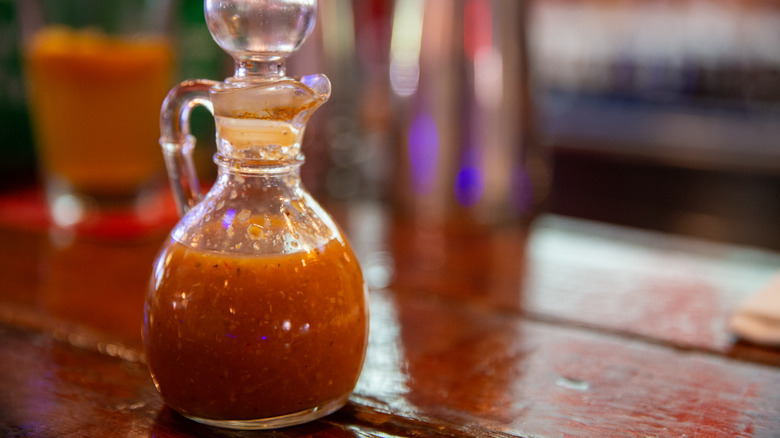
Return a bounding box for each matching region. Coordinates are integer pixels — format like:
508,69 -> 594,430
210,74 -> 330,164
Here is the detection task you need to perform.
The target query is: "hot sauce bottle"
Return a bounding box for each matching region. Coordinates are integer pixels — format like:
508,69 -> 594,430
143,0 -> 368,429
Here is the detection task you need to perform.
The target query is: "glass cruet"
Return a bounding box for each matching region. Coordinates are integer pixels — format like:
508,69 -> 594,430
143,0 -> 369,430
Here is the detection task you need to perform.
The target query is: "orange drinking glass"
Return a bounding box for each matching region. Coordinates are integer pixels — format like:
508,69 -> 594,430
20,0 -> 175,230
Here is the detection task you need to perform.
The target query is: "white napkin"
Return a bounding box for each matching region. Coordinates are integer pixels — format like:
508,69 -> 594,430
730,273 -> 780,347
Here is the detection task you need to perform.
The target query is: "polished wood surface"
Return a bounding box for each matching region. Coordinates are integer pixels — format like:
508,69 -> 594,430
1,192 -> 780,437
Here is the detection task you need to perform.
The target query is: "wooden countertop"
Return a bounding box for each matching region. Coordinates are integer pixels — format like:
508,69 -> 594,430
1,191 -> 779,437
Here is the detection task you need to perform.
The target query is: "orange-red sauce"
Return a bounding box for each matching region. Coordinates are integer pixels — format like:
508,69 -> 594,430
143,237 -> 368,421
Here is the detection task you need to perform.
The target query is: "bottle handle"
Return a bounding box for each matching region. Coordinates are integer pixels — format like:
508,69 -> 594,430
159,79 -> 218,217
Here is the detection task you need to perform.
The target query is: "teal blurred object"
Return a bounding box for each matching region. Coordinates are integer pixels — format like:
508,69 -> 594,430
175,0 -> 230,181
177,0 -> 225,81
0,0 -> 35,190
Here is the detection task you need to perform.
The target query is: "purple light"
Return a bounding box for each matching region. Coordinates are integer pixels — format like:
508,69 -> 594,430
222,208 -> 236,229
408,112 -> 439,195
454,147 -> 484,207
454,165 -> 483,207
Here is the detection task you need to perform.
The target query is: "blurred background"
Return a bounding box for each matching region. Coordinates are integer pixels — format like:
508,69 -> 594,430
2,0 -> 780,249
531,0 -> 780,250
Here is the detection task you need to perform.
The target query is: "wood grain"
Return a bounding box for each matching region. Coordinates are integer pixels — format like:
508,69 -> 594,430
1,196 -> 780,437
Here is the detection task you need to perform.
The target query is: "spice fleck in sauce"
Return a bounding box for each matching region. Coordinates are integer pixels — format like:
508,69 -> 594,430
144,237 -> 368,421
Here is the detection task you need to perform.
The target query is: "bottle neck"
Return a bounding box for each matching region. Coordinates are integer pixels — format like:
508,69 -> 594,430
214,153 -> 305,177
228,58 -> 287,84
213,113 -> 304,165
211,154 -> 308,210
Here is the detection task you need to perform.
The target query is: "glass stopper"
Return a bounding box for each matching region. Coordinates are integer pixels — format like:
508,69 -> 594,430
204,0 -> 317,69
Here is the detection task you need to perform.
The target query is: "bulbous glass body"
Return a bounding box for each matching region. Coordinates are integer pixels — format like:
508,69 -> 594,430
144,161 -> 368,429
